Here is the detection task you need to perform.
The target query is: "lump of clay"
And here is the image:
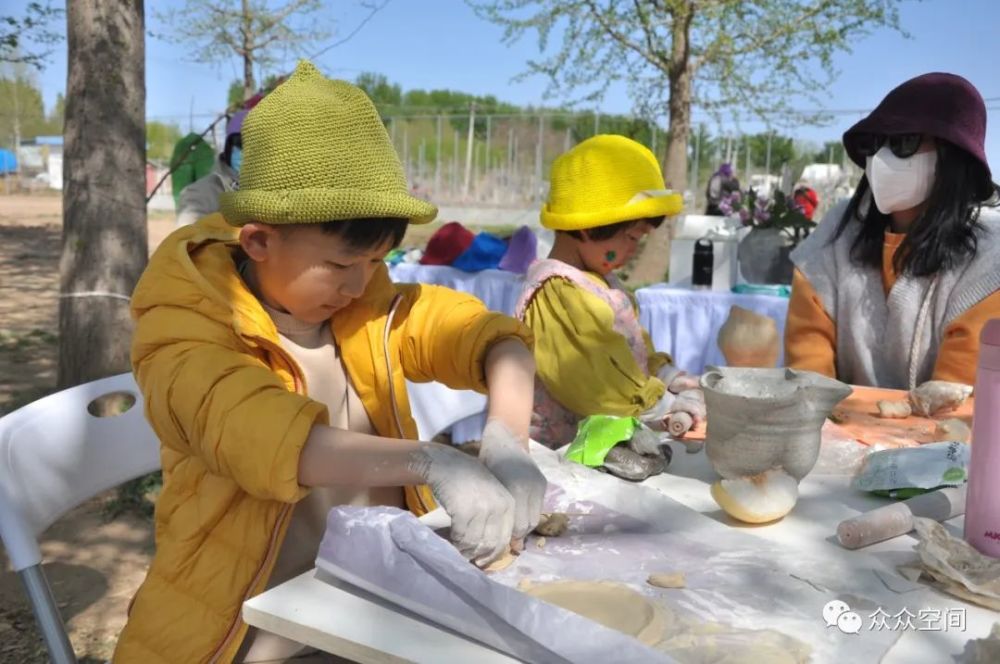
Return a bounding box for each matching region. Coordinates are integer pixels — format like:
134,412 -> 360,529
534,512 -> 570,537
877,399 -> 912,419
909,381 -> 973,417
717,305 -> 780,368
701,367 -> 852,482
483,549 -> 517,572
646,572 -> 686,589
935,418 -> 972,444
522,581 -> 672,647
711,469 -> 800,524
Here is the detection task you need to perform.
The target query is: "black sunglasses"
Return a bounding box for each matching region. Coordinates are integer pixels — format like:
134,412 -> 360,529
855,133 -> 924,159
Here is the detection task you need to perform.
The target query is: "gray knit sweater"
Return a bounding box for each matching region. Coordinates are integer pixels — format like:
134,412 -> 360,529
790,198 -> 1000,389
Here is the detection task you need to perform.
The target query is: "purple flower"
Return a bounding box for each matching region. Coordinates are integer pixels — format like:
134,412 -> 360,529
739,208 -> 751,225
755,210 -> 771,223
719,200 -> 733,215
730,191 -> 743,204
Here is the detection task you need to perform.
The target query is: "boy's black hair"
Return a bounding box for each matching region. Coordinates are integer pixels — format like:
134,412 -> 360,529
562,216 -> 665,242
834,139 -> 1000,277
278,217 -> 409,252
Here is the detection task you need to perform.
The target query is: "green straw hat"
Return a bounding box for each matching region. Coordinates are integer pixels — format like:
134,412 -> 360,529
220,60 -> 437,226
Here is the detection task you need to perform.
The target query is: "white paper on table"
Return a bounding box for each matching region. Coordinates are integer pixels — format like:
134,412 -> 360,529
316,506 -> 673,664
316,446 -> 921,664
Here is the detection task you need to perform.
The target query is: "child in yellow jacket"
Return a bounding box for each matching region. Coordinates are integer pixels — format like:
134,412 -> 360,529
115,61 -> 545,663
516,135 -> 704,453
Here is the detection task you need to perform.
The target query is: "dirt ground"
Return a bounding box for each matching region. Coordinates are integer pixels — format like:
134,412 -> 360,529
0,192 -> 666,661
0,194 -> 175,661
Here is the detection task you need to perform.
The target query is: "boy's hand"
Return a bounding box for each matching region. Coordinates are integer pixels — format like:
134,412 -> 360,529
479,419 -> 547,542
409,442 -> 515,566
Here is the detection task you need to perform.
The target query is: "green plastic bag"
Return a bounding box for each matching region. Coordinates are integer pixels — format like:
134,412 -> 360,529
565,415 -> 639,467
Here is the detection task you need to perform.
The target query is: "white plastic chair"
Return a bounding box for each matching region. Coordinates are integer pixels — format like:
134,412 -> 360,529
0,373 -> 160,663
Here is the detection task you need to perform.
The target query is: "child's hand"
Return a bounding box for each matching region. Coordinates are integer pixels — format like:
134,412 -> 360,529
479,419 -> 547,543
668,389 -> 706,424
658,365 -> 702,394
408,442 -> 515,566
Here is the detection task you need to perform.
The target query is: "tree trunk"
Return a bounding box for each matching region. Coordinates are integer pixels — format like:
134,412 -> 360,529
630,3 -> 694,284
242,0 -> 256,100
662,13 -> 694,194
59,0 -> 147,388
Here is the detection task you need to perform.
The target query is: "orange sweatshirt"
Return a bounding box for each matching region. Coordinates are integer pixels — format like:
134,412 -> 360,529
785,231 -> 1000,385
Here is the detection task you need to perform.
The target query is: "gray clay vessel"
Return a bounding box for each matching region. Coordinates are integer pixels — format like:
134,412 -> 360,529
700,367 -> 853,481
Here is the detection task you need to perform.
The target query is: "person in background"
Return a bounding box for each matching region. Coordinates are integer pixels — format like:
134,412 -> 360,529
786,72 -> 1000,390
174,109 -> 246,227
793,183 -> 820,221
516,135 -> 704,453
705,162 -> 740,215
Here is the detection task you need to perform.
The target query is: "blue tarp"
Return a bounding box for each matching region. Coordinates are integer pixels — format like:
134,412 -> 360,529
0,149 -> 17,175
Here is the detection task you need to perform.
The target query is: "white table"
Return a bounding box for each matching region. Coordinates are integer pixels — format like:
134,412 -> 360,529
635,284 -> 790,373
388,263 -> 524,316
389,265 -> 791,376
243,443 -> 996,663
393,265 -> 790,442
243,570 -> 518,663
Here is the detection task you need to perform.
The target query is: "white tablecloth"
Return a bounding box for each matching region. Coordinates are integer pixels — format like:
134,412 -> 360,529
635,284 -> 790,374
244,442 -> 997,663
390,264 -> 522,442
390,265 -> 790,441
388,263 -> 524,315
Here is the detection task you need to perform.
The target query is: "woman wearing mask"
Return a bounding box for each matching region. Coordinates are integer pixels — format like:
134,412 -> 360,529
785,72 -> 1000,389
175,110 -> 245,227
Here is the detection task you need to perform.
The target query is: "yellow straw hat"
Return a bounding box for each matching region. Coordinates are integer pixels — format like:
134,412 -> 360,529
220,60 -> 437,226
541,134 -> 683,231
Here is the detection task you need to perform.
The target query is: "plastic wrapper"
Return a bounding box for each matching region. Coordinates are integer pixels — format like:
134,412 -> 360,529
852,441 -> 970,496
316,506 -> 671,664
315,448 -> 914,664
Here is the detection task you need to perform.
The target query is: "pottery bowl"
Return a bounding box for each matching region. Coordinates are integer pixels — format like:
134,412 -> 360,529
700,367 -> 852,480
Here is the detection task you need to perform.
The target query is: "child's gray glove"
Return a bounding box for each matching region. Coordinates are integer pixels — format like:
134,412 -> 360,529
479,419 -> 547,543
600,424 -> 672,482
657,365 -> 702,395
409,442 -> 515,566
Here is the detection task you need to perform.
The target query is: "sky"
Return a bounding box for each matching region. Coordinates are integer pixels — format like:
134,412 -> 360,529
11,0 -> 1000,174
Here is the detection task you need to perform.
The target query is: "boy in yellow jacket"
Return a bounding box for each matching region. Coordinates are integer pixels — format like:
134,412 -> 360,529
115,61 -> 545,663
516,136 -> 704,462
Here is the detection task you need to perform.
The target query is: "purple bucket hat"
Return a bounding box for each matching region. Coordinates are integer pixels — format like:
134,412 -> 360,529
843,73 -> 989,178
226,110 -> 248,138
498,225 -> 538,273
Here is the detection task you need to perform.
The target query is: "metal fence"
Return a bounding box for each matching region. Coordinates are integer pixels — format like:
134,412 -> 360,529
383,111 -> 862,218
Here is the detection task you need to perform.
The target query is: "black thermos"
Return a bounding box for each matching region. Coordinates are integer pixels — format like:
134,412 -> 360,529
692,238 -> 714,289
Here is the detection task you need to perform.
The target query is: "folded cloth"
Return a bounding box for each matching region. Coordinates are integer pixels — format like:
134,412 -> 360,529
421,221 -> 475,266
452,233 -> 509,272
499,226 -> 538,273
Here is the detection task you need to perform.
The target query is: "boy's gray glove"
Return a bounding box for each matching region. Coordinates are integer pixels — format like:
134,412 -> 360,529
479,419 -> 547,542
409,442 -> 515,566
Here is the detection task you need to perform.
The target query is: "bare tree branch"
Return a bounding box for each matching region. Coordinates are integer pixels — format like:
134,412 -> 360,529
310,0 -> 394,60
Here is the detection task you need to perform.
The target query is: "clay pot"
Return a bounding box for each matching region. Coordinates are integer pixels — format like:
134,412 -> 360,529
717,305 -> 780,368
700,367 -> 852,481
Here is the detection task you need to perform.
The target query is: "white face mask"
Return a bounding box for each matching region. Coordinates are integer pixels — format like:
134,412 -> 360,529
865,146 -> 937,214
